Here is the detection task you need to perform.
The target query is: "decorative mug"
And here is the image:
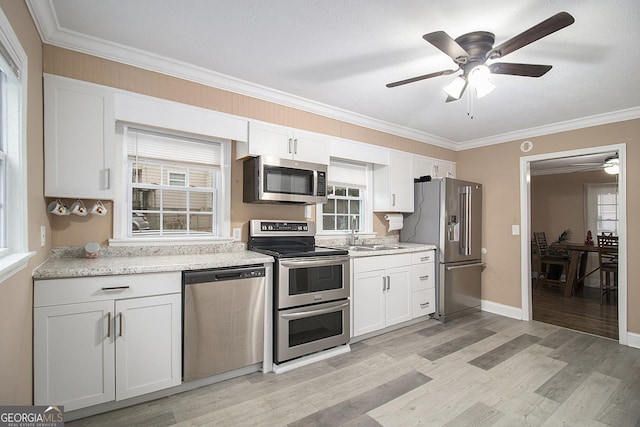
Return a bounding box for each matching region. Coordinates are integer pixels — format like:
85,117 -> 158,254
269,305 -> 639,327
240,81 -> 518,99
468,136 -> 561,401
91,200 -> 107,216
70,200 -> 88,216
47,199 -> 69,216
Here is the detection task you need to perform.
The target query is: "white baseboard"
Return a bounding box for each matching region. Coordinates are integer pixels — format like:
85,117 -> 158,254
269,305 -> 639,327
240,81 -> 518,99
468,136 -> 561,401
626,332 -> 640,349
481,299 -> 523,320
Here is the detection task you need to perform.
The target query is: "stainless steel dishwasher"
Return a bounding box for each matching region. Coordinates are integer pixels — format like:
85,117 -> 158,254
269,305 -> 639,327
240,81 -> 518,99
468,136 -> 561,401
182,265 -> 266,382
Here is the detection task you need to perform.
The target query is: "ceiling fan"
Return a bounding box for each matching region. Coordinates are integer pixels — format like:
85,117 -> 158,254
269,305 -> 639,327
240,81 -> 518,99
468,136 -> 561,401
571,154 -> 620,175
386,12 -> 575,102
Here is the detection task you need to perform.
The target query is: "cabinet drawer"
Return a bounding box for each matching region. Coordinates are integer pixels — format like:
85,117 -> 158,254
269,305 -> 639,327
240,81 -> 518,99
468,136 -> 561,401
412,289 -> 435,318
412,251 -> 435,264
412,263 -> 434,291
353,253 -> 412,274
34,272 -> 181,307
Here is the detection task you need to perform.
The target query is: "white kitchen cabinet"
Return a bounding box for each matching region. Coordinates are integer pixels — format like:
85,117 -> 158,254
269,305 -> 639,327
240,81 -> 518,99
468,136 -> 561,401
33,300 -> 115,410
414,156 -> 457,179
237,121 -> 328,164
352,253 -> 412,337
34,273 -> 181,411
411,250 -> 436,318
44,74 -> 115,199
373,150 -> 414,212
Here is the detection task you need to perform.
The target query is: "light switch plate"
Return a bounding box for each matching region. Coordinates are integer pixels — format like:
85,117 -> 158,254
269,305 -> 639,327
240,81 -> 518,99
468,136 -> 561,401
40,225 -> 46,246
512,225 -> 520,236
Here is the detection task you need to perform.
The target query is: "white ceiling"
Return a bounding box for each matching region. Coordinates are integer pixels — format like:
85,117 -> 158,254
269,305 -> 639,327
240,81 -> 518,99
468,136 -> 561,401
27,0 -> 640,150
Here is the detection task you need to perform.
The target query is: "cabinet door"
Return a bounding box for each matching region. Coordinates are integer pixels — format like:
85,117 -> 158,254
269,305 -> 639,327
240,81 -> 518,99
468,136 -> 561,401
352,270 -> 386,336
374,150 -> 414,212
292,130 -> 329,164
384,266 -> 412,327
115,294 -> 182,400
34,301 -> 115,411
414,156 -> 435,179
245,121 -> 293,159
44,75 -> 114,199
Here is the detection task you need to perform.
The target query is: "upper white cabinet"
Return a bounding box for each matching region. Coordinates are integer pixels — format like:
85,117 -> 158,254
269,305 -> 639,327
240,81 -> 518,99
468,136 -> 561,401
238,121 -> 329,164
44,74 -> 115,199
373,150 -> 414,212
414,155 -> 456,179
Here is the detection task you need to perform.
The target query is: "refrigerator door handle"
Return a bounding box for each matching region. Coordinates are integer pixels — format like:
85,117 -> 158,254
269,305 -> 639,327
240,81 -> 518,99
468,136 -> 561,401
445,262 -> 485,271
460,186 -> 472,256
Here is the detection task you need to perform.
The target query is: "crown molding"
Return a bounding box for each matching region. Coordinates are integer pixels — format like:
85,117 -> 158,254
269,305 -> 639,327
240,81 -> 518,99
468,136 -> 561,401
456,107 -> 640,150
26,1 -> 640,153
26,1 -> 457,151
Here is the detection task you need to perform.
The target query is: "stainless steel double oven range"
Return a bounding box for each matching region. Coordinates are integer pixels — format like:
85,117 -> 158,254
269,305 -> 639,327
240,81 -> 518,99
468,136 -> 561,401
249,220 -> 350,364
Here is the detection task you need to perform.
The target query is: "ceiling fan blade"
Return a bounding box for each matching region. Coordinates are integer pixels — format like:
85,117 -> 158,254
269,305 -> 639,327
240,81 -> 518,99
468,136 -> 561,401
386,69 -> 457,88
487,12 -> 575,59
423,31 -> 470,64
489,63 -> 552,77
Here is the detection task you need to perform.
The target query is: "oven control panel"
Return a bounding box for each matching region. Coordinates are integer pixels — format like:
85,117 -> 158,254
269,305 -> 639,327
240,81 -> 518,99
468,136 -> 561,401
249,220 -> 315,236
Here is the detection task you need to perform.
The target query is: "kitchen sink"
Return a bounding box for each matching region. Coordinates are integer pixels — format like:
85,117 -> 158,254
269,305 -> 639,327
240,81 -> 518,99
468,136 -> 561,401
341,244 -> 406,251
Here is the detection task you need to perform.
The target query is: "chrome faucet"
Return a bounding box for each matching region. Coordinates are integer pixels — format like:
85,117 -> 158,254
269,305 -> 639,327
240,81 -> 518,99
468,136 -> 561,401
349,215 -> 359,246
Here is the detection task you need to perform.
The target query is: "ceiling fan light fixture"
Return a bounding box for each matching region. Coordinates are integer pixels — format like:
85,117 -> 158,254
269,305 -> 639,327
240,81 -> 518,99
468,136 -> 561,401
443,76 -> 466,99
604,157 -> 620,175
468,65 -> 495,98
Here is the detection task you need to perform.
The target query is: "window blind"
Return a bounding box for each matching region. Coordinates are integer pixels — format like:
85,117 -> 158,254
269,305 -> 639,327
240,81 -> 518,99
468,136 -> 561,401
328,160 -> 368,186
126,128 -> 222,165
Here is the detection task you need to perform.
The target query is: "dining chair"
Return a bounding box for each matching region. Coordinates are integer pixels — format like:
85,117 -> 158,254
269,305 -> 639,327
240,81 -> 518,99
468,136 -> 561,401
597,233 -> 618,304
533,231 -> 571,291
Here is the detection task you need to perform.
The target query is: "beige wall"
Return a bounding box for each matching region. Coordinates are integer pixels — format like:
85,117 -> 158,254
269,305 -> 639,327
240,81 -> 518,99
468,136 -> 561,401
456,120 -> 639,334
0,1 -> 48,405
531,170 -> 617,244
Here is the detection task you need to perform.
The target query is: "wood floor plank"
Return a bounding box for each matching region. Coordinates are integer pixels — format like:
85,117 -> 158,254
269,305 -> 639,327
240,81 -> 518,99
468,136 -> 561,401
469,334 -> 540,370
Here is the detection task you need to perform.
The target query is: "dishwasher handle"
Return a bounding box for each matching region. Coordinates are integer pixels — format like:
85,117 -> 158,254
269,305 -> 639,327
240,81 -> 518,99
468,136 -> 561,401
183,265 -> 265,285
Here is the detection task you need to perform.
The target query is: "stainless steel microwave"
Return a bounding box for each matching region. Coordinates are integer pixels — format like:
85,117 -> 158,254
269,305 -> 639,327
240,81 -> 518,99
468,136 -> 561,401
243,156 -> 328,204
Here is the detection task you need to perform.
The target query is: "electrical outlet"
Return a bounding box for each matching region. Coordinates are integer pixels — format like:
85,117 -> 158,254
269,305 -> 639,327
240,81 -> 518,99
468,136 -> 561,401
232,228 -> 242,241
40,225 -> 46,247
512,225 -> 520,236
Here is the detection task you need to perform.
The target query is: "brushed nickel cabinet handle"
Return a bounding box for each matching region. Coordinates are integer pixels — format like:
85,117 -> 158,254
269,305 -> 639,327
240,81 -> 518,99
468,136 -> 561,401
387,275 -> 391,290
419,275 -> 429,280
382,276 -> 387,291
119,312 -> 123,337
294,138 -> 298,154
107,312 -> 111,338
420,302 -> 430,308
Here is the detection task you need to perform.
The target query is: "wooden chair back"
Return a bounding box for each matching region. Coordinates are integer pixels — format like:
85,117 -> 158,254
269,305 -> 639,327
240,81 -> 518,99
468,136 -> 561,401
597,234 -> 618,264
533,232 -> 550,257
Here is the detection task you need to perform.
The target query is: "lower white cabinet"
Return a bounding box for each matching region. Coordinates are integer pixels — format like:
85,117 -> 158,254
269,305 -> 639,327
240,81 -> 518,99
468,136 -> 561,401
34,273 -> 181,411
352,254 -> 412,337
411,251 -> 436,318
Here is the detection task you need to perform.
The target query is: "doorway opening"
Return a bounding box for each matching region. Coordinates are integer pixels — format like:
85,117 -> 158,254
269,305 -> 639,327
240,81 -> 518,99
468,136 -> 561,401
519,144 -> 627,343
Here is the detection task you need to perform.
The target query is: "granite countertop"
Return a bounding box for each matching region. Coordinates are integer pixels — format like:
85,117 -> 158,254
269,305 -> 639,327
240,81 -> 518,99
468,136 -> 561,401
33,240 -> 436,280
337,242 -> 437,257
33,243 -> 274,280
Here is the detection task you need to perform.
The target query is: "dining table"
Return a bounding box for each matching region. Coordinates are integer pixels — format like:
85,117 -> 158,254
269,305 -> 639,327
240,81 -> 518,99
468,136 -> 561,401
556,242 -> 601,297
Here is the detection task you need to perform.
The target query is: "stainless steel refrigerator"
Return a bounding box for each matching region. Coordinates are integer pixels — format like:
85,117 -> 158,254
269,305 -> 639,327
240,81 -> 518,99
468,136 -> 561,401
400,177 -> 483,321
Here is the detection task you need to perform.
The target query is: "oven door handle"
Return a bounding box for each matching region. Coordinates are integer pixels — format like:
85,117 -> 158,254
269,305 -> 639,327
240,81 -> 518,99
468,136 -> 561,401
279,256 -> 349,268
281,301 -> 349,319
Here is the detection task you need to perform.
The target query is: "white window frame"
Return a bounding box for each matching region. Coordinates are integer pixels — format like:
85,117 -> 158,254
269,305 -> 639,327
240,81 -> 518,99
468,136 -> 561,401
111,122 -> 231,245
0,9 -> 33,283
585,183 -> 619,236
316,159 -> 374,236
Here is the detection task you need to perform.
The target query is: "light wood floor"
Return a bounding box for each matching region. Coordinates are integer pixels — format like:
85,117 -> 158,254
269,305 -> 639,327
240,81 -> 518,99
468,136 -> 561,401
532,282 -> 618,339
68,312 -> 640,426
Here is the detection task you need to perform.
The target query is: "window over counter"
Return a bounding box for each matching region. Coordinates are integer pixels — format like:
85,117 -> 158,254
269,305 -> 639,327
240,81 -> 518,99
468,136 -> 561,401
0,9 -> 32,282
317,160 -> 372,234
122,126 -> 229,240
